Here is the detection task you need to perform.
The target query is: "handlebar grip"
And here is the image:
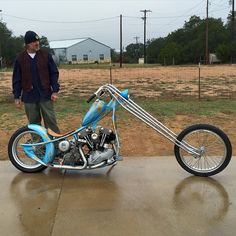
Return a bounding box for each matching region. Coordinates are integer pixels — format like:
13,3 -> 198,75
87,94 -> 96,103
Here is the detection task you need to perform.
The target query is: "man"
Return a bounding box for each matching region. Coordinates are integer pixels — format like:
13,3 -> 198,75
12,30 -> 60,133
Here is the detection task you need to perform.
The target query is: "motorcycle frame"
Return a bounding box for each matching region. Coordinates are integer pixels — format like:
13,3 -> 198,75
21,84 -> 200,169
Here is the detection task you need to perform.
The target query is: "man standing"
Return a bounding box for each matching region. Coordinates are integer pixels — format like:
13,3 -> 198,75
12,30 -> 60,133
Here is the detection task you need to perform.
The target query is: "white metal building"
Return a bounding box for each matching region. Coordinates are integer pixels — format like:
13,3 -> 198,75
49,38 -> 111,64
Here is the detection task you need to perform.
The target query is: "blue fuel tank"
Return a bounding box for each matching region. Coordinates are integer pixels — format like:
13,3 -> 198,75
82,99 -> 107,126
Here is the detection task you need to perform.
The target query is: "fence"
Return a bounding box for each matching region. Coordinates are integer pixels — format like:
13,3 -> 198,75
1,64 -> 236,102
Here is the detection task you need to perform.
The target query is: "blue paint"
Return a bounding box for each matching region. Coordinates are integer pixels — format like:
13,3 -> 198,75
21,124 -> 55,164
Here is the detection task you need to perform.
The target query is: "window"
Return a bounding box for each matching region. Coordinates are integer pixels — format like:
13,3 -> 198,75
99,54 -> 104,60
71,55 -> 77,61
83,54 -> 88,61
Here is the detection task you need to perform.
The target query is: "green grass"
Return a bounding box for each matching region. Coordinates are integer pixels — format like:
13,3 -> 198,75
0,68 -> 12,72
0,98 -> 236,120
1,98 -> 236,133
1,98 -> 236,128
136,99 -> 236,117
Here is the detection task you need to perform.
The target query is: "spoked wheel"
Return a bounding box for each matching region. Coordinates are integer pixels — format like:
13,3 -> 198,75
8,126 -> 47,173
174,124 -> 232,177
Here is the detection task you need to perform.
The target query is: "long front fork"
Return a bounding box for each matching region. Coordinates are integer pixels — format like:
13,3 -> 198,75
103,84 -> 201,157
112,103 -> 121,156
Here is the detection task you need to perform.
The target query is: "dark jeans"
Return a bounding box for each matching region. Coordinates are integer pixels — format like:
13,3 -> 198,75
24,100 -> 60,133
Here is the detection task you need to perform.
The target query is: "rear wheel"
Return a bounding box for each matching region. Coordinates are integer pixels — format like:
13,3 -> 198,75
174,124 -> 232,177
8,126 -> 47,173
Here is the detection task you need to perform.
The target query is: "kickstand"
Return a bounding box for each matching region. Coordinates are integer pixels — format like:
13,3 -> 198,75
106,162 -> 117,176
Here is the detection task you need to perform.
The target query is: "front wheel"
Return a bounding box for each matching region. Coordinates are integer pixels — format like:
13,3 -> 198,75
174,124 -> 232,177
8,126 -> 47,173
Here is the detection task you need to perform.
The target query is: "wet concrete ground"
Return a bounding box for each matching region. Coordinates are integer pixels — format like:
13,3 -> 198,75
0,156 -> 236,236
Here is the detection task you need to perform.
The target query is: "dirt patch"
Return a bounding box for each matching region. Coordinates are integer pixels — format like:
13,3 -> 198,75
1,65 -> 236,101
1,113 -> 235,160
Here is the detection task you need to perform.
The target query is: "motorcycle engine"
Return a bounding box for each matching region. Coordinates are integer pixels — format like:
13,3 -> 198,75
59,140 -> 82,165
57,126 -> 116,166
78,127 -> 116,165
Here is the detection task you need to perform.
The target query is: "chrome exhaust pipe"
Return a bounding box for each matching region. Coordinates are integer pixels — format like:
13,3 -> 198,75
50,146 -> 88,170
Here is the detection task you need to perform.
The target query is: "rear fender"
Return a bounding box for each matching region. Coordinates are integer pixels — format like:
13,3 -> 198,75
21,124 -> 55,164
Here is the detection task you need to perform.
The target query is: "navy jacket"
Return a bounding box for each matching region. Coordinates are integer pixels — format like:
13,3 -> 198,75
12,51 -> 60,103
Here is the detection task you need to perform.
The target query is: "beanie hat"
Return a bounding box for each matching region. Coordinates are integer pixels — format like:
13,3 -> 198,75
24,31 -> 40,44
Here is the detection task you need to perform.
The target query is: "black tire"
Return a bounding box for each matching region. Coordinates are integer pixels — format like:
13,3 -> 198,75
8,126 -> 47,173
174,124 -> 232,177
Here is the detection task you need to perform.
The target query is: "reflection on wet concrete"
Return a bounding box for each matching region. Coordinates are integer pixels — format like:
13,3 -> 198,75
173,177 -> 230,235
174,176 -> 229,221
1,157 -> 236,236
8,168 -> 64,236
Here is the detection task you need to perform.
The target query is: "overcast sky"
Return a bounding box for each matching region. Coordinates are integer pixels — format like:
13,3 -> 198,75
0,0 -> 231,49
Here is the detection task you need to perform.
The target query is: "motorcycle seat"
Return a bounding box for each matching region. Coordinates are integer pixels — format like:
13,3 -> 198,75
47,128 -> 75,138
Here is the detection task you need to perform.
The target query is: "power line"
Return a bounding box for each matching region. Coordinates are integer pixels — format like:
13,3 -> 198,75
3,9 -> 229,25
2,13 -> 119,24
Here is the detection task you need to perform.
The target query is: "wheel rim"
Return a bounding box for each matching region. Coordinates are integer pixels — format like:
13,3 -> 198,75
12,130 -> 46,169
179,129 -> 227,174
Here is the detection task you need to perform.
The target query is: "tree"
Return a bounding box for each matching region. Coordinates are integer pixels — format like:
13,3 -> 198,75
159,42 -> 181,65
146,15 -> 232,64
40,36 -> 50,50
216,44 -> 230,62
0,21 -> 51,66
0,21 -> 24,66
146,37 -> 165,63
183,15 -> 202,30
125,43 -> 144,63
111,49 -> 119,63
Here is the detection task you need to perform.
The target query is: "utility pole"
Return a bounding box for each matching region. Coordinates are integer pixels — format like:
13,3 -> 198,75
205,0 -> 209,64
0,10 -> 2,68
140,9 -> 151,64
232,0 -> 235,39
231,0 -> 235,63
120,14 -> 123,68
232,0 -> 235,21
133,36 -> 140,44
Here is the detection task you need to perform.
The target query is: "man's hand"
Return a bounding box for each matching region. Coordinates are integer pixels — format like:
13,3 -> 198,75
14,99 -> 21,108
51,93 -> 59,102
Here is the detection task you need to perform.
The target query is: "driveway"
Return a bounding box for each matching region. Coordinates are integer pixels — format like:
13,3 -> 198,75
0,156 -> 235,236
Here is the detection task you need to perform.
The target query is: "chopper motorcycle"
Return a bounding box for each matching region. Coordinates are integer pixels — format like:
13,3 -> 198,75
8,84 -> 232,176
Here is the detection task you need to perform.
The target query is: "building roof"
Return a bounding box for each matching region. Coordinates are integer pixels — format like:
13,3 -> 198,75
49,38 -> 88,49
49,37 -> 111,49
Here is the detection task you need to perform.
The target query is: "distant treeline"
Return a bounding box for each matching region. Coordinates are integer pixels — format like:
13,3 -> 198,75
113,14 -> 236,64
0,22 -> 50,66
1,14 -> 236,66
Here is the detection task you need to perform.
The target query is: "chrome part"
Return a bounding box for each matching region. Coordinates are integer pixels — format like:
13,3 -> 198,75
91,133 -> 99,142
88,148 -> 114,165
99,133 -> 107,147
89,161 -> 107,169
58,140 -> 70,152
51,146 -> 87,170
179,129 -> 227,173
12,130 -> 45,169
84,136 -> 94,148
